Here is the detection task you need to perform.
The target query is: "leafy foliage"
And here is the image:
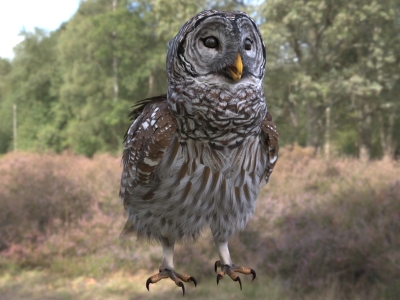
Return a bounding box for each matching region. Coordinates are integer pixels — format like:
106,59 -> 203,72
260,0 -> 400,158
0,0 -> 399,158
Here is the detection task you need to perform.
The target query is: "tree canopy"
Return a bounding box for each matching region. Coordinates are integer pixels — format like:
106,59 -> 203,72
0,0 -> 399,159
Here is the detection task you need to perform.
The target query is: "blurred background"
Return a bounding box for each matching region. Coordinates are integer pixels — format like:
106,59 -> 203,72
0,0 -> 399,299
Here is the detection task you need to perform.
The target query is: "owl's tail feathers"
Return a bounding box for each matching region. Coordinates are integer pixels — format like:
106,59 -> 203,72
119,218 -> 136,239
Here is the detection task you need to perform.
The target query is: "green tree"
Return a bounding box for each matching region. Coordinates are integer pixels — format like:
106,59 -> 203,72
0,28 -> 62,153
55,0 -> 242,156
260,0 -> 400,159
4,0 -> 398,159
0,58 -> 12,153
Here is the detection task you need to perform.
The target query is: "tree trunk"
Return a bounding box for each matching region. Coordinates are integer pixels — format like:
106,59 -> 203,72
359,103 -> 372,162
112,0 -> 118,102
306,100 -> 320,153
324,106 -> 331,159
113,55 -> 118,102
289,106 -> 298,145
287,84 -> 298,146
379,110 -> 394,161
13,104 -> 17,151
148,73 -> 155,97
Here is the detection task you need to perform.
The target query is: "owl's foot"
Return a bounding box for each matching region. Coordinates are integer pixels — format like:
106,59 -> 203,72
214,260 -> 256,290
146,267 -> 197,296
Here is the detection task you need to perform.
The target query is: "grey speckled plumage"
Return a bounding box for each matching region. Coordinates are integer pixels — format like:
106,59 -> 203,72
119,10 -> 279,294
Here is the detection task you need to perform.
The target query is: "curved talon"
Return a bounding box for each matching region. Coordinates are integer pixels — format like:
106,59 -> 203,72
251,269 -> 256,281
214,260 -> 220,273
235,276 -> 242,290
190,276 -> 197,287
146,269 -> 195,295
178,282 -> 185,296
216,274 -> 223,285
146,278 -> 151,291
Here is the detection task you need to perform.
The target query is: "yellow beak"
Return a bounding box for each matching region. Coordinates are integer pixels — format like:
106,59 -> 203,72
227,54 -> 243,81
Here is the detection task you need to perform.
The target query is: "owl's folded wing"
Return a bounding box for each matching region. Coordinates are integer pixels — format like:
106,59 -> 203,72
260,111 -> 279,185
119,95 -> 178,202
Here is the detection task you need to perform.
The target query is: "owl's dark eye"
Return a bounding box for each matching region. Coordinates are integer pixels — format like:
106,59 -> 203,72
203,37 -> 218,48
244,39 -> 252,50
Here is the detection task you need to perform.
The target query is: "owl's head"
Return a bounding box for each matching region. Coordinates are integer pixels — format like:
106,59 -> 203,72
166,10 -> 266,85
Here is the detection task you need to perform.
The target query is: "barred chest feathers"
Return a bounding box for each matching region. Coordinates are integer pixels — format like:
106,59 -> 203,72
129,134 -> 268,243
168,80 -> 267,150
124,88 -> 269,243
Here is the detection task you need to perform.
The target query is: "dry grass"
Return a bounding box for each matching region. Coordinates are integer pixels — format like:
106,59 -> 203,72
0,147 -> 399,299
0,151 -> 157,272
0,152 -> 92,252
251,145 -> 400,298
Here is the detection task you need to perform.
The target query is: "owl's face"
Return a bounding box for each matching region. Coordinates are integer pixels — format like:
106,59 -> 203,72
167,11 -> 267,147
167,10 -> 266,85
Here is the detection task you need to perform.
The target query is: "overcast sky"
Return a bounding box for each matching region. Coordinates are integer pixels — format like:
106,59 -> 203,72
0,0 -> 80,59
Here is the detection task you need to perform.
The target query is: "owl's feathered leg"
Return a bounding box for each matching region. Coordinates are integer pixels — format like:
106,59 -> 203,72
214,238 -> 256,290
146,237 -> 197,296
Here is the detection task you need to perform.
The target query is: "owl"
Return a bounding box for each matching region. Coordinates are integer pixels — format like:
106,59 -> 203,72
119,10 -> 279,295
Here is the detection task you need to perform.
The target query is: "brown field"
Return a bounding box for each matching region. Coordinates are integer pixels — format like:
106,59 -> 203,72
1,147 -> 399,299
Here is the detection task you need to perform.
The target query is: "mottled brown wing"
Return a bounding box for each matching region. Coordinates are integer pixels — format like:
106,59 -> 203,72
261,111 -> 279,184
119,95 -> 178,204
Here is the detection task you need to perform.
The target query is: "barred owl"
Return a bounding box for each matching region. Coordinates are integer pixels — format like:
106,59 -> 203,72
120,10 -> 279,295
